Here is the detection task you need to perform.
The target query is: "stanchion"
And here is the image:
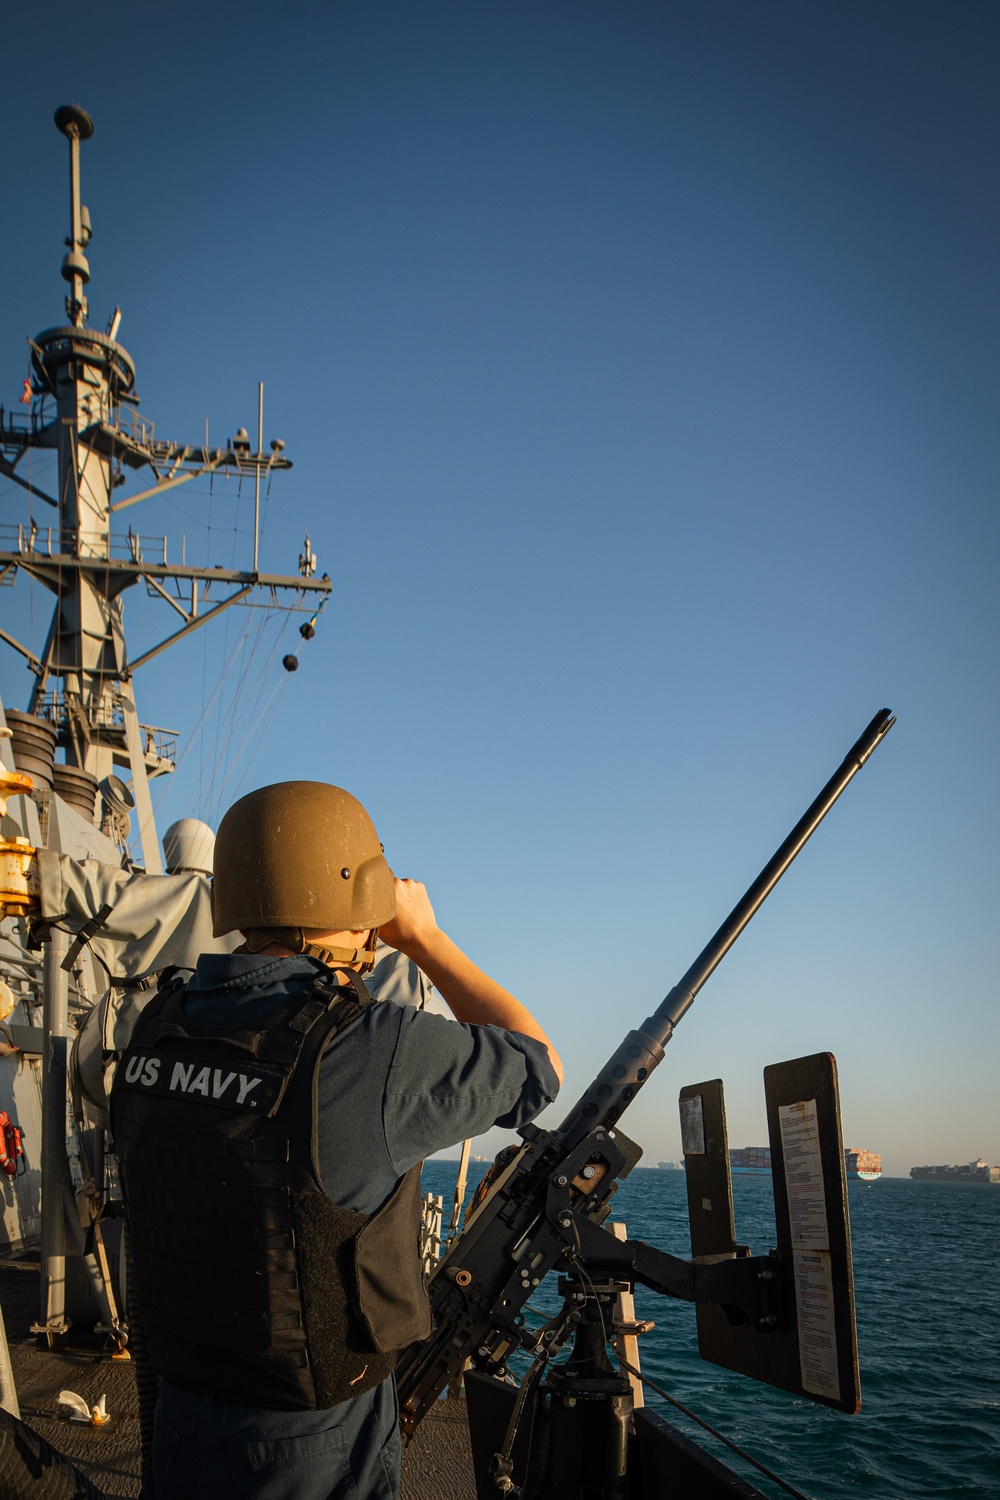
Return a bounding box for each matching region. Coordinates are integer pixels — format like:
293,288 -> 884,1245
35,927 -> 70,1341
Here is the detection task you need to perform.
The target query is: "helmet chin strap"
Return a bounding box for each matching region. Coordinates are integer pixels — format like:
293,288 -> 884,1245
241,927 -> 379,975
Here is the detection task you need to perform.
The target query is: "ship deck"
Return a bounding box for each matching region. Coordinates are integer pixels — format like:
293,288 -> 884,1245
0,1252 -> 475,1499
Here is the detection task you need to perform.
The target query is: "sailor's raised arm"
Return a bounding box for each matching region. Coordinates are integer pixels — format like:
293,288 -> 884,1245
379,876 -> 564,1086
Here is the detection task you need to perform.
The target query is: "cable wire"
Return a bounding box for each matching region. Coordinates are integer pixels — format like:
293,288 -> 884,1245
204,609 -> 285,815
229,670 -> 289,793
157,616 -> 258,812
209,663 -> 288,817
616,1355 -> 814,1500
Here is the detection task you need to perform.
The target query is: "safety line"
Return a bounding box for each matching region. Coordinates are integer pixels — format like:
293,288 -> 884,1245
616,1356 -> 814,1500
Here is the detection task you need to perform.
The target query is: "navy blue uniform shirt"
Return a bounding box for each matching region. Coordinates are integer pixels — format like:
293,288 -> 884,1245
150,951 -> 559,1500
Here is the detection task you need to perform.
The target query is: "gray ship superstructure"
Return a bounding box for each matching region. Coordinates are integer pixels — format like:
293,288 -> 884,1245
0,105 -> 330,1319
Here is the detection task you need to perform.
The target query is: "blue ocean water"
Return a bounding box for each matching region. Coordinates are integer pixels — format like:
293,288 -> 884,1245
420,1161 -> 1000,1498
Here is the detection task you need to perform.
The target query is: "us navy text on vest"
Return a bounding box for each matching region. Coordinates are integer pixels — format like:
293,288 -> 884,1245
117,1051 -> 281,1111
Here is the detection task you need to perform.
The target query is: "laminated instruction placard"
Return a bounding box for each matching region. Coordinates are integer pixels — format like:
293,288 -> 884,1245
778,1098 -> 841,1402
679,1094 -> 706,1155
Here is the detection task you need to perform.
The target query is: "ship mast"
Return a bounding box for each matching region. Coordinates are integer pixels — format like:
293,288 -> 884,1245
0,106 -> 330,870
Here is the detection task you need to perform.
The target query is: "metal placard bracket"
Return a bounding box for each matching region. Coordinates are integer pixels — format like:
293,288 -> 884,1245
679,1053 -> 860,1414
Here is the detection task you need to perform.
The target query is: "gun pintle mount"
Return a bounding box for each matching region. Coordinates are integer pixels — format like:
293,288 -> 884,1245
397,709 -> 893,1471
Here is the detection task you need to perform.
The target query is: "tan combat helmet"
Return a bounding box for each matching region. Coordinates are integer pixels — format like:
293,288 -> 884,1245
212,782 -> 395,971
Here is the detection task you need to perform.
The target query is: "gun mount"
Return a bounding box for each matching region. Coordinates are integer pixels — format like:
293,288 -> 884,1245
397,710 -> 894,1495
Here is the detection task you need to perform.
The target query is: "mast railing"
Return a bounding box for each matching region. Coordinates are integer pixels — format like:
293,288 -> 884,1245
35,691 -> 179,767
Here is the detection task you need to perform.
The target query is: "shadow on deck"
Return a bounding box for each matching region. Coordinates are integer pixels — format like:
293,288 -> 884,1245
1,1256 -> 474,1499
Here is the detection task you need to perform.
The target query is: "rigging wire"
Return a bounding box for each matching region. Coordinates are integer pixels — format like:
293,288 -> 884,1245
258,465 -> 275,550
203,470 -> 236,817
209,666 -> 289,820
199,571 -> 209,818
196,485 -> 218,804
231,470 -> 243,569
215,578 -> 323,808
138,462 -> 310,827
151,619 -> 261,810
616,1355 -> 814,1500
164,495 -> 210,528
181,604 -> 287,826
204,612 -> 287,823
194,613 -> 260,818
187,471 -> 220,810
153,474 -> 260,819
203,603 -> 280,816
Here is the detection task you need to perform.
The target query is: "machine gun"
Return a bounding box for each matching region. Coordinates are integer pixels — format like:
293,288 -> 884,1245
397,709 -> 894,1496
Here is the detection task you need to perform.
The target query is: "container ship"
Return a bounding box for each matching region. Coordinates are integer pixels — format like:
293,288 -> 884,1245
729,1146 -> 882,1181
910,1160 -> 1000,1184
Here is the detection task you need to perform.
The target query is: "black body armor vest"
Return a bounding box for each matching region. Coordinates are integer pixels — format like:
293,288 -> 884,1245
110,971 -> 431,1411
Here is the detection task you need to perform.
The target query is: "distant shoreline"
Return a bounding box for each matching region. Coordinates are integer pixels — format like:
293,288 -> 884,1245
423,1162 -> 995,1183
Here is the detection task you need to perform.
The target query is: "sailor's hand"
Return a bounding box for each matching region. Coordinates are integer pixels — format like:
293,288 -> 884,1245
378,877 -> 564,1083
379,878 -> 440,958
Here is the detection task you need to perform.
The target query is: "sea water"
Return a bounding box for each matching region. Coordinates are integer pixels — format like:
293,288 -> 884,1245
420,1162 -> 1000,1498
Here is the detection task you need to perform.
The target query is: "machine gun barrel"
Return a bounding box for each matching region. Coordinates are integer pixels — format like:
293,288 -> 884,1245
397,709 -> 894,1430
556,708 -> 894,1148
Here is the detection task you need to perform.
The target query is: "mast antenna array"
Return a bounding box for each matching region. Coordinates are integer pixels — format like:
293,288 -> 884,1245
0,106 -> 331,871
54,104 -> 94,328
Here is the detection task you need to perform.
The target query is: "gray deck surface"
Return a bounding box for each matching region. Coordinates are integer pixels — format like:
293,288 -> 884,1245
400,1397 -> 476,1500
0,1255 -> 474,1499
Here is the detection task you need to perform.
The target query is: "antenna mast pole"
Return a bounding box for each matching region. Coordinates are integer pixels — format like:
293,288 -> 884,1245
62,109 -> 90,329
253,382 -> 263,574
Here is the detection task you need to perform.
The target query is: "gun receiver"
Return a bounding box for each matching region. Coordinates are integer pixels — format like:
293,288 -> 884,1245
396,708 -> 894,1432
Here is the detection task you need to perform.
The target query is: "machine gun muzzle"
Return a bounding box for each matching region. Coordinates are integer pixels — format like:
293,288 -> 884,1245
556,707 -> 894,1149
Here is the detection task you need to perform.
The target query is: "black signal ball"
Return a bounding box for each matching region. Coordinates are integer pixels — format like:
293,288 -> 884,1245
282,654 -> 299,673
299,620 -> 316,640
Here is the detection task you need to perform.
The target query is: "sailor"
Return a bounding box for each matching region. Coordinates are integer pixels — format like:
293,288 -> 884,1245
109,780 -> 562,1500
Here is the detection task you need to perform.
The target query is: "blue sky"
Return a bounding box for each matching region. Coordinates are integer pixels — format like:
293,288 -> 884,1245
1,3 -> 997,1177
